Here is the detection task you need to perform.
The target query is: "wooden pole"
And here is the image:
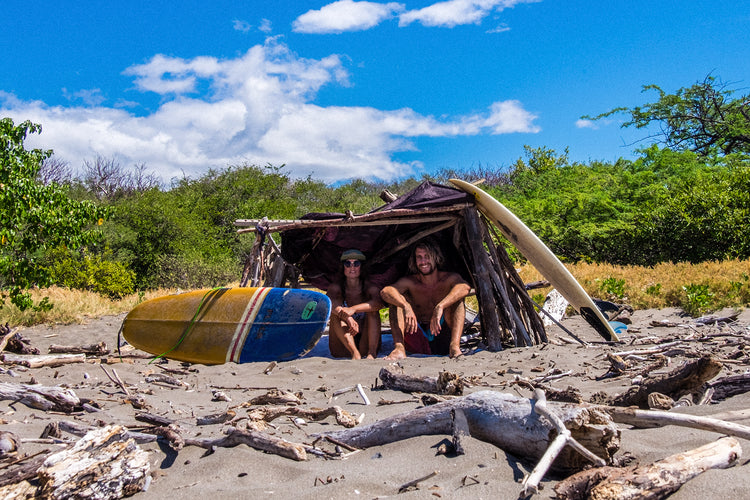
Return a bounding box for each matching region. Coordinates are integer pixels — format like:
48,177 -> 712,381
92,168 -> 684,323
462,207 -> 504,351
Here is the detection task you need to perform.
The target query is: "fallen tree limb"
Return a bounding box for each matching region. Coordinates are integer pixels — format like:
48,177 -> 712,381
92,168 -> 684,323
184,427 -> 307,461
48,342 -> 109,356
0,382 -> 80,412
1,353 -> 85,369
611,355 -> 722,408
601,406 -> 750,441
554,437 -> 741,500
378,365 -> 463,395
321,390 -> 619,473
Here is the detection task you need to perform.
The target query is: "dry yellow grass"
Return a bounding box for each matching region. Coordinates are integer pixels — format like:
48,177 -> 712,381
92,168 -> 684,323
0,286 -> 192,326
2,261 -> 748,327
518,258 -> 750,314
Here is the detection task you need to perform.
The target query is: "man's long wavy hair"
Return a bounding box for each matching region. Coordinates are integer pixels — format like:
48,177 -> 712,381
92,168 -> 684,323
408,239 -> 445,275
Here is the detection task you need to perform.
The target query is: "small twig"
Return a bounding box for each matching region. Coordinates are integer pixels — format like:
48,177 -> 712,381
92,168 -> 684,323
99,365 -> 130,396
324,435 -> 360,452
398,470 -> 438,493
356,384 -> 371,405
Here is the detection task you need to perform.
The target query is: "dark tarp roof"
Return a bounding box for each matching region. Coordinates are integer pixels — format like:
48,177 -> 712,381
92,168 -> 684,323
280,181 -> 474,290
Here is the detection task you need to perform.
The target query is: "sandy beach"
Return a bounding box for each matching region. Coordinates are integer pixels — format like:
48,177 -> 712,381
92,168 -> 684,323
3,307 -> 750,499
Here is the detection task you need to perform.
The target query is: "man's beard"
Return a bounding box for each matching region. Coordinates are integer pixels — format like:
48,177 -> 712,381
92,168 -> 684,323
418,264 -> 435,276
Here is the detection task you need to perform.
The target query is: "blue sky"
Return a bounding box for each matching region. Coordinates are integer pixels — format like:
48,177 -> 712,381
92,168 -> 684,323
3,1 -> 749,183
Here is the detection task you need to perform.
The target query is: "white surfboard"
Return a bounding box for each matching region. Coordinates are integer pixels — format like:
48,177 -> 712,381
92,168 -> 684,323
450,178 -> 618,342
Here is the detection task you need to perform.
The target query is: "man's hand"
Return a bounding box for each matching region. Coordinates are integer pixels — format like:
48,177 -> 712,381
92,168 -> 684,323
403,305 -> 418,335
430,304 -> 444,337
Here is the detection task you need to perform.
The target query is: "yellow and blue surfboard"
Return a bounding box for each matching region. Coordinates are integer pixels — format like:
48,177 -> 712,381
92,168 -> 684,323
122,287 -> 331,364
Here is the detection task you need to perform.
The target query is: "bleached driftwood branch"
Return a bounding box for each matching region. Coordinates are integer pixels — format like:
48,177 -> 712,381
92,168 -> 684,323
521,389 -> 606,497
554,437 -> 741,500
602,406 -> 750,441
1,353 -> 85,369
0,426 -> 151,500
321,390 -> 619,473
0,382 -> 80,412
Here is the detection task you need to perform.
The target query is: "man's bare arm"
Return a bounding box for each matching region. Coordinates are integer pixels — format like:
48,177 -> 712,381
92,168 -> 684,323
381,279 -> 418,335
431,275 -> 471,336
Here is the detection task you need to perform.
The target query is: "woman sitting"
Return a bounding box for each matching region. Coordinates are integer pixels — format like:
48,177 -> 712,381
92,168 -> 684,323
326,249 -> 382,359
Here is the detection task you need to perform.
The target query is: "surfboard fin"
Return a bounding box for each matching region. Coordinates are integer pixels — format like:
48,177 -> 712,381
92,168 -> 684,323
580,306 -> 619,342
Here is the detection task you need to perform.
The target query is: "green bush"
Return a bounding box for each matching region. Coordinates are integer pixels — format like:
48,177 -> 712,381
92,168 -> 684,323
46,247 -> 135,299
599,277 -> 626,299
681,283 -> 714,317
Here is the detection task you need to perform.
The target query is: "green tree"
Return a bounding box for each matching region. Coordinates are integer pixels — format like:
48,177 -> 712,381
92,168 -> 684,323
0,118 -> 108,309
585,75 -> 750,155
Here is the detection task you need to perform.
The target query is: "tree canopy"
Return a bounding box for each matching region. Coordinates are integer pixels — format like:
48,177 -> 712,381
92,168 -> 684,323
0,118 -> 108,310
584,75 -> 750,156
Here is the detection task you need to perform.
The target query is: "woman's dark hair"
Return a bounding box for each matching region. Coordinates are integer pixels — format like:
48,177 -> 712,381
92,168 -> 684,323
336,260 -> 369,298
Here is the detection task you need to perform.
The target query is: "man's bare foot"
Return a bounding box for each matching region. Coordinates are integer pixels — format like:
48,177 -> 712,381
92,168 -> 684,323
449,345 -> 463,359
365,354 -> 375,360
350,350 -> 362,360
385,344 -> 407,360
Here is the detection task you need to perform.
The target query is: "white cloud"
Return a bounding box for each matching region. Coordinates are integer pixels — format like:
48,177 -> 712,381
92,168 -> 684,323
399,0 -> 538,28
293,0 -> 404,34
1,39 -> 539,183
232,19 -> 252,33
575,118 -> 598,129
258,18 -> 273,33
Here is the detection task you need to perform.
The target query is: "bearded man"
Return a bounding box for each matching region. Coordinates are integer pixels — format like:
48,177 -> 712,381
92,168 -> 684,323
380,240 -> 470,359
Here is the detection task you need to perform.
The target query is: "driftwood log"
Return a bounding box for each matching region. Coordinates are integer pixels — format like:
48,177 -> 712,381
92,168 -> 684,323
602,406 -> 750,441
48,342 -> 109,356
378,365 -> 463,395
703,372 -> 750,402
1,353 -> 85,369
611,355 -> 722,408
0,426 -> 150,500
38,425 -> 150,500
0,383 -> 80,412
554,437 -> 741,500
321,390 -> 620,473
184,427 -> 307,461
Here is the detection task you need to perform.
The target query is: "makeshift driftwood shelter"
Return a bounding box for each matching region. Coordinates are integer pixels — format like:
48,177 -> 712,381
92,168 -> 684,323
235,181 -> 547,349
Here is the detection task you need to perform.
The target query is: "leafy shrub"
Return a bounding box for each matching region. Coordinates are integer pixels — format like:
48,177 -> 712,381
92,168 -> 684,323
599,277 -> 626,299
681,283 -> 714,317
46,247 -> 135,299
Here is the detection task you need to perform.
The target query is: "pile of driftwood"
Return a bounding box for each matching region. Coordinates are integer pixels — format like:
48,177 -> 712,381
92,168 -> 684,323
2,315 -> 750,499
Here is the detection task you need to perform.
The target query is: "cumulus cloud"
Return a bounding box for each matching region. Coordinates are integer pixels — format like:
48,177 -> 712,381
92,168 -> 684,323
575,118 -> 599,129
1,39 -> 539,183
293,0 -> 404,34
399,0 -> 538,28
232,19 -> 252,33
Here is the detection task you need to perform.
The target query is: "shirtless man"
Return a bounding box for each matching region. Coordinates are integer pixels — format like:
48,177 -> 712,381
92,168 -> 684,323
327,249 -> 382,359
380,240 -> 470,359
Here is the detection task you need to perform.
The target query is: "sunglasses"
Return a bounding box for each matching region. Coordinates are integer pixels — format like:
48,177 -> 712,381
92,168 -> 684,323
343,260 -> 362,268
